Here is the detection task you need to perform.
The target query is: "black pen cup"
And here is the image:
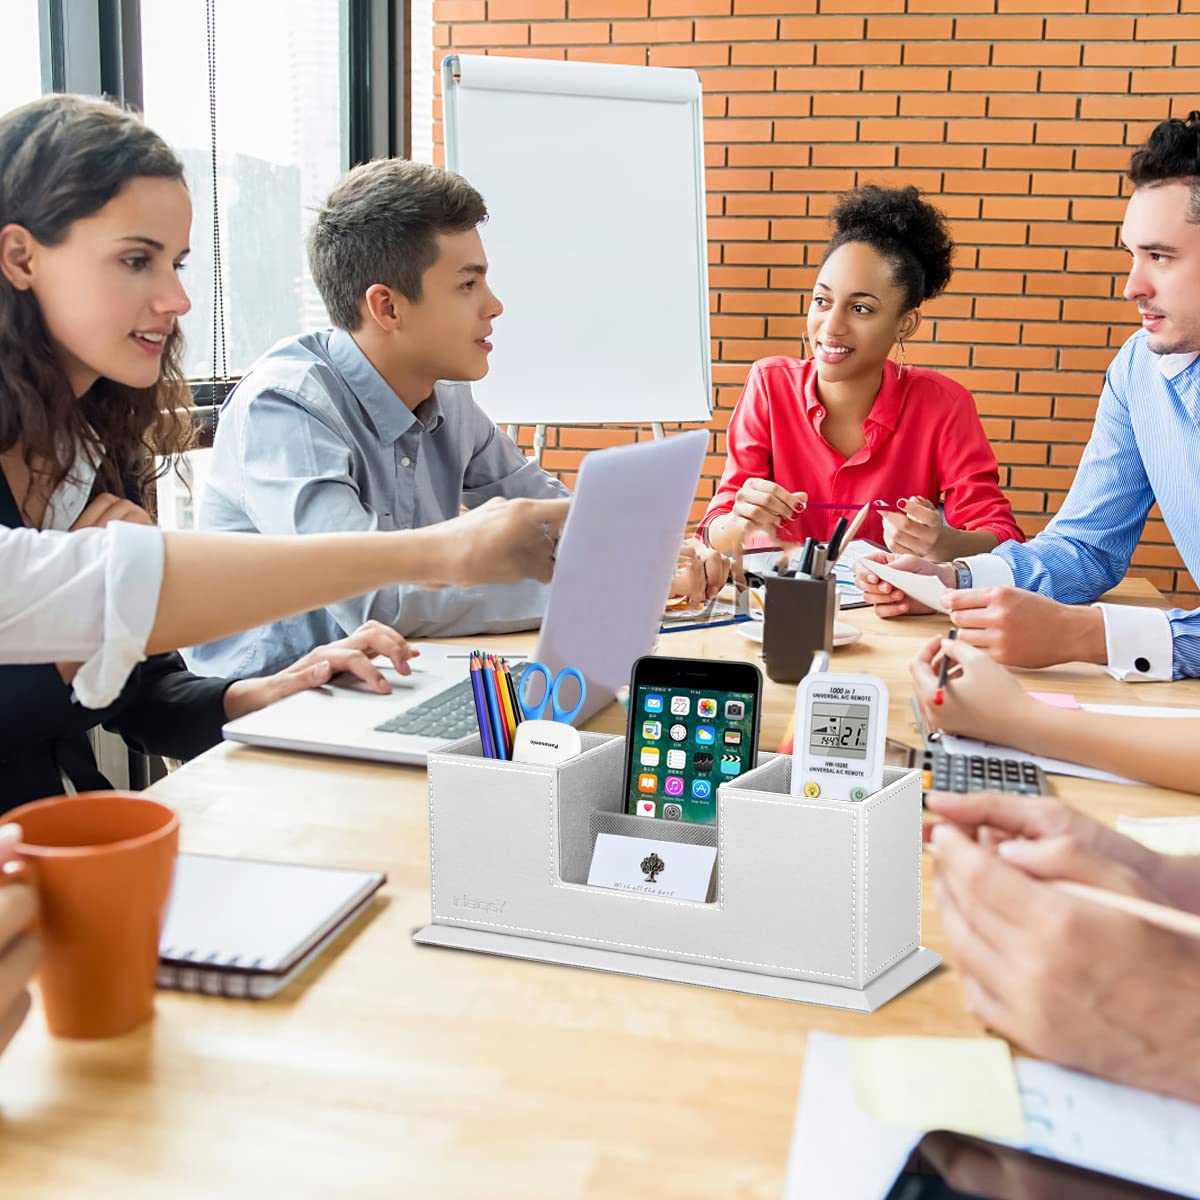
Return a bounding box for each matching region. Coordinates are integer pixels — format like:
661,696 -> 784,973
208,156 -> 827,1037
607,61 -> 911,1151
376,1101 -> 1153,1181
761,573 -> 837,684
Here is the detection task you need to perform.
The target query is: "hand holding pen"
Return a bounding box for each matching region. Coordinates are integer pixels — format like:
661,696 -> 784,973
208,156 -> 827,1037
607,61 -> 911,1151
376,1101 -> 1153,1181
933,627 -> 958,706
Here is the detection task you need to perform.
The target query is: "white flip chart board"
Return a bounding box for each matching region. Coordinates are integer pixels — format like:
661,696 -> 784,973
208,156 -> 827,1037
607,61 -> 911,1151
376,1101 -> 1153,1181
443,55 -> 712,426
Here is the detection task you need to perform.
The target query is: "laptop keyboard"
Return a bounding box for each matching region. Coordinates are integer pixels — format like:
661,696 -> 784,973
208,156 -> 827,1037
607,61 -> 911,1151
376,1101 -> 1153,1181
373,662 -> 529,742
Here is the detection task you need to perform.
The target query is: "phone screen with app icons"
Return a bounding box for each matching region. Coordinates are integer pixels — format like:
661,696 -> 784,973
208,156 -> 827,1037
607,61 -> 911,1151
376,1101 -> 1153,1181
625,682 -> 757,825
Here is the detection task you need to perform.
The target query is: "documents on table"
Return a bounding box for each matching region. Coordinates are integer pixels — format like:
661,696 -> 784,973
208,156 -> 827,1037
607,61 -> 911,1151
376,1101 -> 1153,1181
786,1032 -> 1200,1200
941,698 -> 1200,787
1116,815 -> 1200,855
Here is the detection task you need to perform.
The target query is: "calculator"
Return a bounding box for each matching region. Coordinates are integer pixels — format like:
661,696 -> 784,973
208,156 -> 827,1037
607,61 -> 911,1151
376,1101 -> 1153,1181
904,696 -> 1052,797
920,747 -> 1049,796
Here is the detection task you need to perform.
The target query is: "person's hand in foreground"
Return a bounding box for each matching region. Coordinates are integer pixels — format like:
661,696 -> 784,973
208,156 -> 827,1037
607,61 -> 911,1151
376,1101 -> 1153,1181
927,791 -> 1200,1104
925,790 -> 1182,899
222,620 -> 420,719
0,824 -> 38,1055
854,551 -> 954,617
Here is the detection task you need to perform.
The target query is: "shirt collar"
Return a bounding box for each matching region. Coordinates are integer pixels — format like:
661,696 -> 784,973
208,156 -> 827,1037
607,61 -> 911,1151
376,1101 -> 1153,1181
802,357 -> 903,430
1155,349 -> 1200,380
327,329 -> 444,443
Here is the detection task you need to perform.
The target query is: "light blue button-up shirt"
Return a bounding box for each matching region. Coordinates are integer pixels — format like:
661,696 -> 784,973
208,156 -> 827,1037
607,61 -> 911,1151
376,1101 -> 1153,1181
186,329 -> 570,679
966,330 -> 1200,680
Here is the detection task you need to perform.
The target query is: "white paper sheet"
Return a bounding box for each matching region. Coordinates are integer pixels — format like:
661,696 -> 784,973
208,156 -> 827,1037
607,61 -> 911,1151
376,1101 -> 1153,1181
866,559 -> 951,613
786,1032 -> 1200,1200
1116,815 -> 1200,855
938,731 -> 1139,785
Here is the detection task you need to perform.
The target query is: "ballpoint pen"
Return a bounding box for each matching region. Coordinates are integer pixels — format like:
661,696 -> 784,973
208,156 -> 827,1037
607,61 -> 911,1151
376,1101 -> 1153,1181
933,627 -> 958,707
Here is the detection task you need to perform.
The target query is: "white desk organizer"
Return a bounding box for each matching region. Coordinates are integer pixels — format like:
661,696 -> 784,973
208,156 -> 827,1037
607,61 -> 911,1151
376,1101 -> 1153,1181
414,733 -> 940,1011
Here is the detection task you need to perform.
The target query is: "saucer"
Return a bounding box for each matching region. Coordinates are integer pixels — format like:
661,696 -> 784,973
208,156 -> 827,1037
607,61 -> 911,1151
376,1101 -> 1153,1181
737,620 -> 862,649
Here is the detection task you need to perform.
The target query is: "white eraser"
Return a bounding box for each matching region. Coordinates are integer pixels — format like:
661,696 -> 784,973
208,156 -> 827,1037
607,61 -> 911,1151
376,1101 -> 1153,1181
511,720 -> 582,766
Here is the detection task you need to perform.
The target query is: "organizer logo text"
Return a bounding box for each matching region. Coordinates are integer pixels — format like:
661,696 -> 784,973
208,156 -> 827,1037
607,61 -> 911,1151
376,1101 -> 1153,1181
453,893 -> 508,914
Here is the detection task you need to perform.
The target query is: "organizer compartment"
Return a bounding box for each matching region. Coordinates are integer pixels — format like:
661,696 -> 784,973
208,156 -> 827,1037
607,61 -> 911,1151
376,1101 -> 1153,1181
419,733 -> 939,1010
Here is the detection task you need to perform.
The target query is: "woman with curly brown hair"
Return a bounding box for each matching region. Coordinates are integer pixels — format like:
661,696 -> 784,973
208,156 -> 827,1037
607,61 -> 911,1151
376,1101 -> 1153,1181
699,185 -> 1023,560
0,94 -> 567,806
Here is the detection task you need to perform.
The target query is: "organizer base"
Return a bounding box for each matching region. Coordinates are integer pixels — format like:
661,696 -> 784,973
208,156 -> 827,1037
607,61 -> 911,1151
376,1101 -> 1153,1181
414,925 -> 942,1012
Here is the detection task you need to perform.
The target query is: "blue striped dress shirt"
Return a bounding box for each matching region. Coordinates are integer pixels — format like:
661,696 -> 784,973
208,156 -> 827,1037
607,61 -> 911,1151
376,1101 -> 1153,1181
965,330 -> 1200,681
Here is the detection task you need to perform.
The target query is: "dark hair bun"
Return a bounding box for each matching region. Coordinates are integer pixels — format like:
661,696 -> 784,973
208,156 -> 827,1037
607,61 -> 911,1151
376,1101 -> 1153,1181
827,184 -> 954,307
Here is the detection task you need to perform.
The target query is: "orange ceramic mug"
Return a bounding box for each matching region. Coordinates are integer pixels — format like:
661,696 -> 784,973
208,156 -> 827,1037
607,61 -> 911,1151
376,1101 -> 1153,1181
3,792 -> 179,1039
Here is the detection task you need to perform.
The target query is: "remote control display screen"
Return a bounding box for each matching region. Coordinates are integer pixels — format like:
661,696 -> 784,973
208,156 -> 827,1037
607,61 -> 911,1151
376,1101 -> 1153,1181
808,701 -> 870,760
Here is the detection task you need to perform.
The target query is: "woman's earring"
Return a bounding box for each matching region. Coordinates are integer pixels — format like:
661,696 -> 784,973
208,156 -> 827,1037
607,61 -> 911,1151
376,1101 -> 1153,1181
894,338 -> 907,373
800,331 -> 811,359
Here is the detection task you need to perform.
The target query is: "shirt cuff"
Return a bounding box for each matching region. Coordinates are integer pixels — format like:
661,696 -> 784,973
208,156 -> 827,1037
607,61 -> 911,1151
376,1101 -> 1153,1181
72,523 -> 165,710
960,553 -> 1016,589
1094,603 -> 1173,683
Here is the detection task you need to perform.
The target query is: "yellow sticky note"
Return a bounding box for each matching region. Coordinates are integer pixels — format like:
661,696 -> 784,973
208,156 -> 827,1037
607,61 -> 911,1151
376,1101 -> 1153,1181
848,1036 -> 1025,1140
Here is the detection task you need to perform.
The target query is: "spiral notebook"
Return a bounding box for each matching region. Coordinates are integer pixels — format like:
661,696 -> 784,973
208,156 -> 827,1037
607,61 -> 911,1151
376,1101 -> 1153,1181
157,853 -> 387,1000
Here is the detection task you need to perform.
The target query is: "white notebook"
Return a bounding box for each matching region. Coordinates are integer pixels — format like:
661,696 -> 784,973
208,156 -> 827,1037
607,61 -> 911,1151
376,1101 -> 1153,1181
157,853 -> 386,1000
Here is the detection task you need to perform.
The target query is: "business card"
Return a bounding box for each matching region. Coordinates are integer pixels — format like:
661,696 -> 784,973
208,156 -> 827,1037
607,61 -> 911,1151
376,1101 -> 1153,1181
587,831 -> 717,902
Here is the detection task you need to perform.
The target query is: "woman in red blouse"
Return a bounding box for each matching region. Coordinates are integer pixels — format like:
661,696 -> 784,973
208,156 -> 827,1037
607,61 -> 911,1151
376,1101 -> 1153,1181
700,186 -> 1023,557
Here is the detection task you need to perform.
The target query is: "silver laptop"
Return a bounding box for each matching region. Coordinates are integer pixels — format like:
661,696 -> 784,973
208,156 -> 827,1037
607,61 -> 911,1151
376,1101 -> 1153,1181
220,430 -> 708,766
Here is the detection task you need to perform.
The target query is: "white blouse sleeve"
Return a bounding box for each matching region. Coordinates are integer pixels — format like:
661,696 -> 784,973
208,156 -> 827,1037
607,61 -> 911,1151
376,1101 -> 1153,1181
0,523 -> 165,709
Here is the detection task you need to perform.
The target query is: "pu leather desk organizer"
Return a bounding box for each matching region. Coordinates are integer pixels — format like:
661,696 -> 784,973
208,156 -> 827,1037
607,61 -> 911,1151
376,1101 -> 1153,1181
761,571 -> 837,684
415,733 -> 940,1011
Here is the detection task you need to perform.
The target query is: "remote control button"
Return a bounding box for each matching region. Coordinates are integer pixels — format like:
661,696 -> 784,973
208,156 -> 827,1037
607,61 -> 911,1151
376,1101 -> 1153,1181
804,781 -> 821,798
851,786 -> 867,801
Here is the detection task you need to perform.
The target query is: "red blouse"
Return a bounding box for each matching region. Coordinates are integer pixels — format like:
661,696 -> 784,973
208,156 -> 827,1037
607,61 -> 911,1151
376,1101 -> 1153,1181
698,356 -> 1024,548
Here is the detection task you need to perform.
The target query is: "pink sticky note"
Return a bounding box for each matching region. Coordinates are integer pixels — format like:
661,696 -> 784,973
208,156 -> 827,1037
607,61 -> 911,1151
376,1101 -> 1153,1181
1030,691 -> 1081,710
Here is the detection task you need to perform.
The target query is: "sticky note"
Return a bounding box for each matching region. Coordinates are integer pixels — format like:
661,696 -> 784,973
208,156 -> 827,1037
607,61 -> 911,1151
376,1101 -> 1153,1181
1030,691 -> 1082,709
848,1036 -> 1025,1140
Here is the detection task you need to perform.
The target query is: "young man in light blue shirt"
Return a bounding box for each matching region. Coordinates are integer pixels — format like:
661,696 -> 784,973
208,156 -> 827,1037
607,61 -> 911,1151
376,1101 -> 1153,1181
856,112 -> 1200,684
190,159 -> 721,679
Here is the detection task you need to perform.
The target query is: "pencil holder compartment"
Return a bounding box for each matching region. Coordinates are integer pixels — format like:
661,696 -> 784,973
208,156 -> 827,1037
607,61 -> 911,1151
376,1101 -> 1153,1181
761,572 -> 837,683
418,733 -> 938,1011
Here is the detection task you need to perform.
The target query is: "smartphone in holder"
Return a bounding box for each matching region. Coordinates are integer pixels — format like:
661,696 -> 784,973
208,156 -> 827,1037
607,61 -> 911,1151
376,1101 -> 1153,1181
623,656 -> 763,825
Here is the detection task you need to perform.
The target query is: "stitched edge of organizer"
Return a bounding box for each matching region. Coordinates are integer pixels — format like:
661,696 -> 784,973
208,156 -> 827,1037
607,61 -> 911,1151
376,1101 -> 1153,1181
429,762 -> 862,982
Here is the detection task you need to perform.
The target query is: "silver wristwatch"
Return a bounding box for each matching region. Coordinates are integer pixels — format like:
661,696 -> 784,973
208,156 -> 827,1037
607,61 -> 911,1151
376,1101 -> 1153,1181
951,559 -> 973,590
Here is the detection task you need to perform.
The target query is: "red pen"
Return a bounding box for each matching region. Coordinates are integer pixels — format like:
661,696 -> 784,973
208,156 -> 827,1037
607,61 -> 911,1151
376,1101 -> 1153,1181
933,627 -> 958,707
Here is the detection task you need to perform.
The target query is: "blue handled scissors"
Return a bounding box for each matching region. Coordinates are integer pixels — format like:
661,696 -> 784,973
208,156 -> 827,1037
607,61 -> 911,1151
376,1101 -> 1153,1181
518,662 -> 587,725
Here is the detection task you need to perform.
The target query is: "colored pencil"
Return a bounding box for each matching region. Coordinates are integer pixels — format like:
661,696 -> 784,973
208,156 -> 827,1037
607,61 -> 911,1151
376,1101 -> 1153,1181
500,658 -> 523,728
491,654 -> 518,748
490,655 -> 515,758
469,654 -> 497,759
481,656 -> 510,760
801,500 -> 900,512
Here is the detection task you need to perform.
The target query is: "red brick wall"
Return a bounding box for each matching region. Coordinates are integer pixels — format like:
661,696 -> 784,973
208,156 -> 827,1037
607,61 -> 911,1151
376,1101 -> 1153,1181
432,9 -> 1200,602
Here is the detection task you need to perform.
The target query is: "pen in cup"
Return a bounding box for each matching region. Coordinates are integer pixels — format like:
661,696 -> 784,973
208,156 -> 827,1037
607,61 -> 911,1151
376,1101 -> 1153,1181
826,517 -> 849,567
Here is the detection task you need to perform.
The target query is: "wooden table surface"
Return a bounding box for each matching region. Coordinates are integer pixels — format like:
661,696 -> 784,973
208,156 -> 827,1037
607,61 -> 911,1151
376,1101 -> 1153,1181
3,579 -> 1198,1198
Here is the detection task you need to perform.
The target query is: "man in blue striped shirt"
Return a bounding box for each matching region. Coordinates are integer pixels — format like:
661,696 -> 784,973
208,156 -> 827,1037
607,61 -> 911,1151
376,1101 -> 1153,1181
858,112 -> 1200,683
